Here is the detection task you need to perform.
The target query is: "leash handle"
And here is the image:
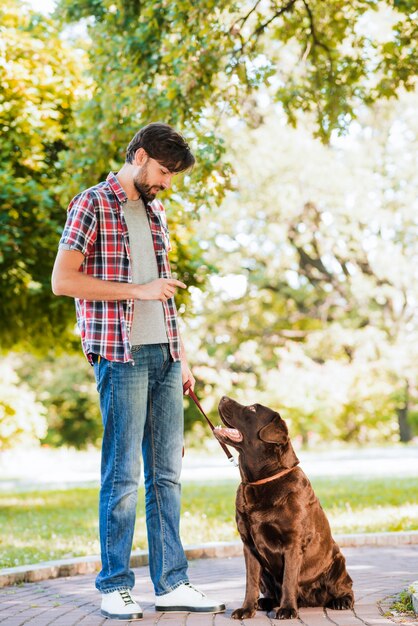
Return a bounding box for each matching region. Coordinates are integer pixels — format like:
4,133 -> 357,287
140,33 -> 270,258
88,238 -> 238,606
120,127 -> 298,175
183,381 -> 237,464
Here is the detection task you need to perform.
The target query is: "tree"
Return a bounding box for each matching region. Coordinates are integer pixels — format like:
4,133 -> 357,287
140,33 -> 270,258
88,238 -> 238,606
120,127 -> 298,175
57,0 -> 418,176
0,0 -> 88,350
185,90 -> 418,444
3,0 -> 417,350
54,0 -> 418,342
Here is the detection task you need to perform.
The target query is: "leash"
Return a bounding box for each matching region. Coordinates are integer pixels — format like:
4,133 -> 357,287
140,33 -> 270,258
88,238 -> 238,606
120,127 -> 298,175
183,381 -> 237,466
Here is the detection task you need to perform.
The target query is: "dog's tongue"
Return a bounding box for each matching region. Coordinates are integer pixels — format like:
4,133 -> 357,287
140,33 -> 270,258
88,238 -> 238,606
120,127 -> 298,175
214,426 -> 243,442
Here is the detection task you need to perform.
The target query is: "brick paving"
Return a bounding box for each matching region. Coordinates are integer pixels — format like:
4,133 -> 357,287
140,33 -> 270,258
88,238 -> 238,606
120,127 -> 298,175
0,546 -> 417,625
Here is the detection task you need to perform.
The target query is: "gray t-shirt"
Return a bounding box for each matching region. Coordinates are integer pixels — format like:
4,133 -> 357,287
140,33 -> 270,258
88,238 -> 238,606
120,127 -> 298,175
122,198 -> 168,345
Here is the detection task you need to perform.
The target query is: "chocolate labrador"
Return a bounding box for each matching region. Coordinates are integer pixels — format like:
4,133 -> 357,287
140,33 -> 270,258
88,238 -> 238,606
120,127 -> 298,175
214,396 -> 354,620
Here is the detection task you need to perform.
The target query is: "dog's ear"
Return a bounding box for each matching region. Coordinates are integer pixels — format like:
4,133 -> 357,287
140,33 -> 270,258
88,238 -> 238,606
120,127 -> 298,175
259,414 -> 288,445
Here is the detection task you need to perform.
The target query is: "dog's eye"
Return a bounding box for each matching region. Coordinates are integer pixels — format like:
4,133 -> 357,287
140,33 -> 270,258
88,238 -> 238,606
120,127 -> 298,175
248,405 -> 257,412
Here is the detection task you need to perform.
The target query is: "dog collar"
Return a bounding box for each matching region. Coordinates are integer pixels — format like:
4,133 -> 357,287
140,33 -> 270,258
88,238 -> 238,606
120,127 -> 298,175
244,464 -> 299,486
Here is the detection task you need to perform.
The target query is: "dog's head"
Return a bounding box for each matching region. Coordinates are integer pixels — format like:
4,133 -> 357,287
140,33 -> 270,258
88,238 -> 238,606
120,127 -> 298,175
215,396 -> 299,483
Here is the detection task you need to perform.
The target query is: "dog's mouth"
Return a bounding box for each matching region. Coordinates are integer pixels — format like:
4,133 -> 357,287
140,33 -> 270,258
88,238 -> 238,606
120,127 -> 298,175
214,405 -> 243,443
213,424 -> 243,443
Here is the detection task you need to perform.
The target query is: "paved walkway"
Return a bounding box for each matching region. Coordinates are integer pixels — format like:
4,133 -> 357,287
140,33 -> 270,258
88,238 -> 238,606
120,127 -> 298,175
1,546 -> 417,625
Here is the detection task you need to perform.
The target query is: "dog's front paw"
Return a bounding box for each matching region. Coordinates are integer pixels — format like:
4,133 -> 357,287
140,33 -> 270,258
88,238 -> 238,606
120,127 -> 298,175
270,606 -> 298,620
231,606 -> 257,620
326,595 -> 354,610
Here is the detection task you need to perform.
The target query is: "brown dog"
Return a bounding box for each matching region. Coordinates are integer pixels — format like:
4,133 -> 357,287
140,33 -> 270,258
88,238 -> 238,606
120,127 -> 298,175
214,396 -> 354,620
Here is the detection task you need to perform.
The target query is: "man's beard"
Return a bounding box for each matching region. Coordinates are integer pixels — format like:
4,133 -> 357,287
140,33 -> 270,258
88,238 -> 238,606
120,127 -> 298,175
133,165 -> 163,204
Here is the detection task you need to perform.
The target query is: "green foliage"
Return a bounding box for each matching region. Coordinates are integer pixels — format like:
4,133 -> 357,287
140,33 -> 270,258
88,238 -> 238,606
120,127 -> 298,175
0,355 -> 47,450
16,353 -> 102,449
3,0 -> 417,343
389,589 -> 415,616
0,0 -> 87,350
185,89 -> 418,444
2,0 -> 418,446
56,0 -> 418,156
54,0 -> 418,307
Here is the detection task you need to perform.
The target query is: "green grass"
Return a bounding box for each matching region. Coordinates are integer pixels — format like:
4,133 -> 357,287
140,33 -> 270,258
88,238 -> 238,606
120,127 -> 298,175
387,589 -> 415,618
1,477 -> 417,569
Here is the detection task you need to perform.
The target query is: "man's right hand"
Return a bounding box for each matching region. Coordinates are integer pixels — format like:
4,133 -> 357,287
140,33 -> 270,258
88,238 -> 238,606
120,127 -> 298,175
135,278 -> 187,302
52,249 -> 187,302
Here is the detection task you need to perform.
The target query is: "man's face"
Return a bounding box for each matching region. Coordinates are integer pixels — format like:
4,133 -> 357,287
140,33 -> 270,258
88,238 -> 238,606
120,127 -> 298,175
133,156 -> 174,203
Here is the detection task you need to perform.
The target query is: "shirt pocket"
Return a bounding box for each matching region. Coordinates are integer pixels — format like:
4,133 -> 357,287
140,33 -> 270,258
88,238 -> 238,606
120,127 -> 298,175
151,221 -> 171,255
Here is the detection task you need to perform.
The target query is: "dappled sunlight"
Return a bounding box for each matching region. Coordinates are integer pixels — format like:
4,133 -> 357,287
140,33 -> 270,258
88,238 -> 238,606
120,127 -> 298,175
329,504 -> 418,534
180,513 -> 240,545
0,496 -> 48,508
1,3 -> 418,602
0,473 -> 417,569
0,533 -> 101,568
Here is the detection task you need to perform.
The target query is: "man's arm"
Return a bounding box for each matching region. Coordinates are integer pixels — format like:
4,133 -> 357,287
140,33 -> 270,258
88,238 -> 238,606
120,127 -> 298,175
51,249 -> 186,302
179,331 -> 195,393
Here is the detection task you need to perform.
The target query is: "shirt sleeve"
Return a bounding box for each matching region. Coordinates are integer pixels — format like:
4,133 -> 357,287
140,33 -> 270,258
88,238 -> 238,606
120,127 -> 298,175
58,191 -> 98,256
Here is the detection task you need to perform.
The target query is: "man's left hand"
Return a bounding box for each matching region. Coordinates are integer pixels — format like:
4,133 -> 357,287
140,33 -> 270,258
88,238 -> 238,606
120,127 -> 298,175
181,360 -> 195,394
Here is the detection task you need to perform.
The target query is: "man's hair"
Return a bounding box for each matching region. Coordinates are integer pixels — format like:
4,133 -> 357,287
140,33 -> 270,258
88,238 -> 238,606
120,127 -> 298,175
126,123 -> 195,172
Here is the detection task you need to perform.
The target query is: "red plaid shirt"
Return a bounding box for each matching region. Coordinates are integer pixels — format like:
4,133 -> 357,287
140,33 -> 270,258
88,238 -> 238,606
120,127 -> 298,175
59,172 -> 180,364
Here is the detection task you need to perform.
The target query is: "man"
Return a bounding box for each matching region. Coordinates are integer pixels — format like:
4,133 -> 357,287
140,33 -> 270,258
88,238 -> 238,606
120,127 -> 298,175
52,123 -> 225,621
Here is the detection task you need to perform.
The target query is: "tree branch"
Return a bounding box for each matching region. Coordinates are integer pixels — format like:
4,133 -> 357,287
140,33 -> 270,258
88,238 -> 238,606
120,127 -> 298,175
301,0 -> 334,77
251,0 -> 298,40
231,0 -> 263,31
230,0 -> 298,61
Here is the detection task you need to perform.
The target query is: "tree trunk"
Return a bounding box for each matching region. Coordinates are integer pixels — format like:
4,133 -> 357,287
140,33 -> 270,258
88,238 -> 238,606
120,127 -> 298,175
397,381 -> 412,443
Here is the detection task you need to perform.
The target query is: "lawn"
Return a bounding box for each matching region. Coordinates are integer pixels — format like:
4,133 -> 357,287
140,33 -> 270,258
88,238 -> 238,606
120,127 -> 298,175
1,477 -> 417,569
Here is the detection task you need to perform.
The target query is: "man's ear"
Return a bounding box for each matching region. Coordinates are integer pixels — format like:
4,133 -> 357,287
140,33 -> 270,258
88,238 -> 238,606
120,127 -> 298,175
259,414 -> 288,445
134,147 -> 148,166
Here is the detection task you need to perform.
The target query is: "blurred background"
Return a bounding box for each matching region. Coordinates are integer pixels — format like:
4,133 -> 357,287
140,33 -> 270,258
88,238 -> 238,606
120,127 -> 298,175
1,0 -> 417,568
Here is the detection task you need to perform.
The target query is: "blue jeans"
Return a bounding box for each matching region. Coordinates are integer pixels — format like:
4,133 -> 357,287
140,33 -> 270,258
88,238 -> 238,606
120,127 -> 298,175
93,343 -> 189,595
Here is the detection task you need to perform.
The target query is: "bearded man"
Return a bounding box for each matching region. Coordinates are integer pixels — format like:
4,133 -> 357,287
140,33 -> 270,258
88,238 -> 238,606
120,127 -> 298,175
52,123 -> 225,620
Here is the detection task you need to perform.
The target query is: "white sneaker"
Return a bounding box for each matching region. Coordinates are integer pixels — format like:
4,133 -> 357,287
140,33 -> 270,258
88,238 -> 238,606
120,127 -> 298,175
155,582 -> 225,613
101,589 -> 143,620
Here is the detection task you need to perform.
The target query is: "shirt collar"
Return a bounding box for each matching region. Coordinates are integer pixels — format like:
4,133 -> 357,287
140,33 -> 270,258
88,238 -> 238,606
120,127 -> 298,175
106,171 -> 165,217
106,172 -> 128,205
